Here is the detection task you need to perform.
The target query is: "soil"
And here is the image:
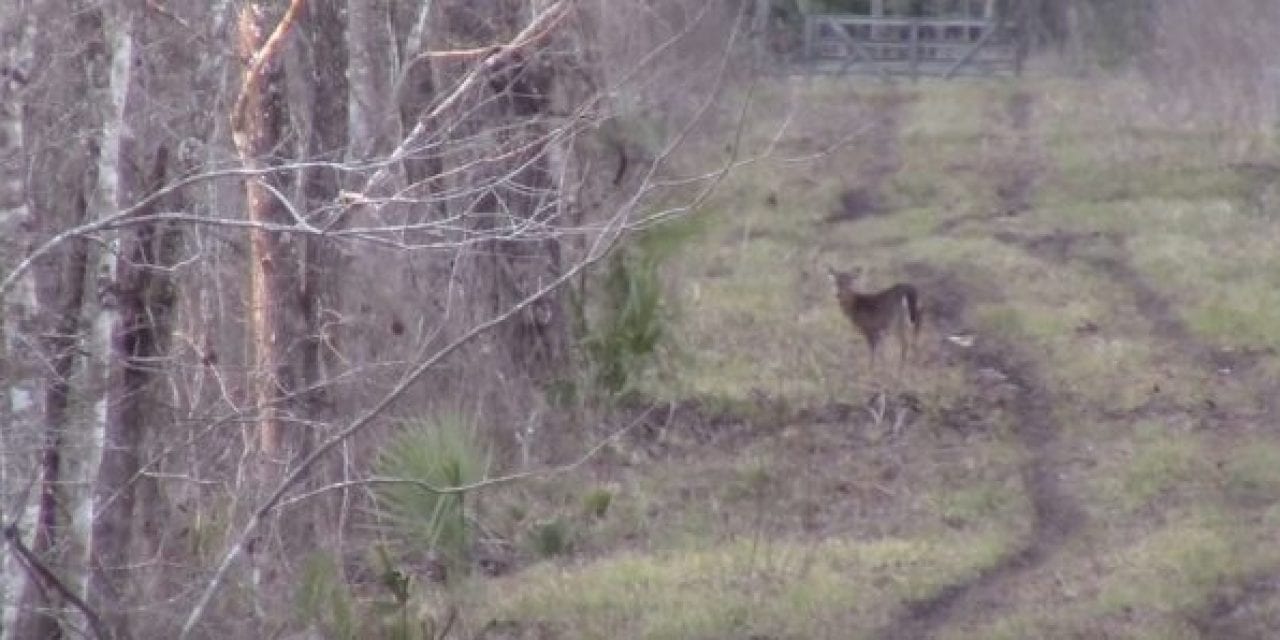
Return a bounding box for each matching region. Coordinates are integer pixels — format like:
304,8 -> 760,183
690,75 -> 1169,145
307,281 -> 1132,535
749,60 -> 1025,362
990,226 -> 1278,423
1192,573 -> 1280,639
825,91 -> 909,224
516,85 -> 1280,638
952,91 -> 1280,637
993,91 -> 1041,217
870,263 -> 1084,640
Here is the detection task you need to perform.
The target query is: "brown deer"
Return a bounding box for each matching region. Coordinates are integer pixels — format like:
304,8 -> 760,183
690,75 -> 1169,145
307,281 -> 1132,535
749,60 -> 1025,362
828,266 -> 922,374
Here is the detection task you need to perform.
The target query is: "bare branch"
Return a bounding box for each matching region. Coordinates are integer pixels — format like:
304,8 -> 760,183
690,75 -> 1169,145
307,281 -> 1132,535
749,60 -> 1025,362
228,0 -> 306,147
276,403 -> 661,510
178,21 -> 758,630
356,0 -> 574,200
3,524 -> 110,640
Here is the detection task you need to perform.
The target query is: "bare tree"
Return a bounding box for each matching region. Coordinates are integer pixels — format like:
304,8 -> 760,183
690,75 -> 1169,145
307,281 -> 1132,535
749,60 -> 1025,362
0,1 -> 756,637
6,2 -> 108,636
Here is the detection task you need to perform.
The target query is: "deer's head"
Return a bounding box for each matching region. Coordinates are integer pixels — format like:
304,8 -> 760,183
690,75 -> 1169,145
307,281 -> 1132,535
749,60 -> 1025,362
827,266 -> 863,292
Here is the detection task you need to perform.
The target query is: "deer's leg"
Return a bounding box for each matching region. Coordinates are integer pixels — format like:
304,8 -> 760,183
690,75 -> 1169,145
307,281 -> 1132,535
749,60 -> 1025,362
866,334 -> 883,388
864,335 -> 877,372
896,315 -> 912,375
908,313 -> 921,365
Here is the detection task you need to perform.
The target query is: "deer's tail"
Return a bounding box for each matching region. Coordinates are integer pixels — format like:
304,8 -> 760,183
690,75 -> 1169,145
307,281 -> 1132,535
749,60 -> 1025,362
903,286 -> 921,335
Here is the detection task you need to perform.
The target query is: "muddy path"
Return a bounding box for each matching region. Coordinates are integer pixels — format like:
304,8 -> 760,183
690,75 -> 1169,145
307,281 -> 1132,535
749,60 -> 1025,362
931,90 -> 1043,238
871,90 -> 1086,640
989,226 -> 1277,424
991,91 -> 1041,218
824,91 -> 910,224
989,220 -> 1280,640
870,263 -> 1084,640
1191,573 -> 1280,639
992,229 -> 1205,362
951,92 -> 1280,636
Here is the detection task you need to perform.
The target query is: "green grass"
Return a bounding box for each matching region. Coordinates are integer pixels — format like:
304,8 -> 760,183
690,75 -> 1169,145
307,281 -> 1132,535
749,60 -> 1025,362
930,479 -> 1026,531
939,508 -> 1275,640
468,531 -> 1013,640
1089,422 -> 1208,515
1121,200 -> 1280,347
442,74 -> 1280,640
1220,441 -> 1280,506
1094,516 -> 1246,618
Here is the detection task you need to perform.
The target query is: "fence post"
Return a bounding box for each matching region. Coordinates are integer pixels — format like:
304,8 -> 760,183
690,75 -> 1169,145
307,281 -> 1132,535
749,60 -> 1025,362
909,17 -> 919,80
803,14 -> 814,66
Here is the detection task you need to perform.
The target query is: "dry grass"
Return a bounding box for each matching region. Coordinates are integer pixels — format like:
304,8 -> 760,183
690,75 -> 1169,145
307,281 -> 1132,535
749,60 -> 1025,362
425,74 -> 1280,639
466,531 -> 1013,640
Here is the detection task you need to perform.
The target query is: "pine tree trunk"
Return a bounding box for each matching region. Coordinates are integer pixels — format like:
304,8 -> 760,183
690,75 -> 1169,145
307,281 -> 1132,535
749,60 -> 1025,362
85,9 -> 182,638
10,3 -> 103,636
233,2 -> 301,459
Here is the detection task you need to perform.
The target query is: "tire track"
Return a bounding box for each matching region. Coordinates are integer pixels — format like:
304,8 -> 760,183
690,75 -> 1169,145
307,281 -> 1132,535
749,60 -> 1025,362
988,227 -> 1280,640
871,264 -> 1083,640
972,94 -> 1280,636
872,90 -> 1088,640
989,227 -> 1276,424
824,91 -> 910,224
991,91 -> 1040,217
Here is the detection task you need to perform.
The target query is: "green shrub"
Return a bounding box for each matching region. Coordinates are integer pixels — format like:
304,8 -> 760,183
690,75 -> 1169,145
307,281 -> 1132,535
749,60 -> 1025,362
372,414 -> 489,573
528,517 -> 574,558
582,487 -> 614,519
574,218 -> 702,398
581,248 -> 664,395
295,553 -> 356,640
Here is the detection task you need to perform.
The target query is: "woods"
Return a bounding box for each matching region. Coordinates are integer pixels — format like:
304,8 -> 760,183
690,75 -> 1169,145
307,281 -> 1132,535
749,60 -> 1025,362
0,1 -> 742,637
3,0 -> 1280,638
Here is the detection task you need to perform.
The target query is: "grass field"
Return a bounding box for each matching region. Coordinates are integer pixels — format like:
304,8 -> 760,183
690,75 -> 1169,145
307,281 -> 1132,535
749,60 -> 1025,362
441,74 -> 1280,639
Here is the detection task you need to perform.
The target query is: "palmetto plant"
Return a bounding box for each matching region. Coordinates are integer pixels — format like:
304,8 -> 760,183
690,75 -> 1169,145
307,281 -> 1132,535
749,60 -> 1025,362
372,414 -> 490,575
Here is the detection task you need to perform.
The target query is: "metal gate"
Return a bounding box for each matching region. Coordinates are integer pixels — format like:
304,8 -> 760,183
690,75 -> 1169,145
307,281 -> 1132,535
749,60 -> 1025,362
801,12 -> 1022,78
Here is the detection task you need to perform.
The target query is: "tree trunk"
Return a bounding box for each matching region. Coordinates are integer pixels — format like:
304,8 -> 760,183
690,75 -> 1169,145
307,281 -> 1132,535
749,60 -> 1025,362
397,0 -> 444,192
281,0 -> 350,552
232,2 -> 304,459
228,3 -> 309,622
347,0 -> 394,162
296,0 -> 348,420
13,205 -> 89,640
9,3 -> 104,636
471,2 -> 571,381
85,9 -> 182,639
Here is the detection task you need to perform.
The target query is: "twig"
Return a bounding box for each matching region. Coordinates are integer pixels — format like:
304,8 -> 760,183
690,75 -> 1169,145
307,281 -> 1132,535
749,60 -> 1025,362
2,523 -> 111,640
356,0 -> 574,203
275,405 -> 654,511
175,2 -> 761,634
228,0 -> 307,145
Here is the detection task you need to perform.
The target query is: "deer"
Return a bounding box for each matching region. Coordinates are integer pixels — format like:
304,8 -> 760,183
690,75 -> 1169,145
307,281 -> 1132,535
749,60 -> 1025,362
828,266 -> 922,377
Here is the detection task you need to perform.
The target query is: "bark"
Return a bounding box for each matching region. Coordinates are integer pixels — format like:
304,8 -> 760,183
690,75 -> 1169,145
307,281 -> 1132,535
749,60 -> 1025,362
491,1 -> 577,379
297,0 -> 348,419
85,8 -> 182,638
281,0 -> 349,544
13,205 -> 89,640
751,0 -> 771,64
397,0 -> 444,190
347,0 -> 393,161
228,4 -> 312,622
435,1 -> 572,381
232,1 -> 306,458
86,148 -> 181,640
10,3 -> 104,636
